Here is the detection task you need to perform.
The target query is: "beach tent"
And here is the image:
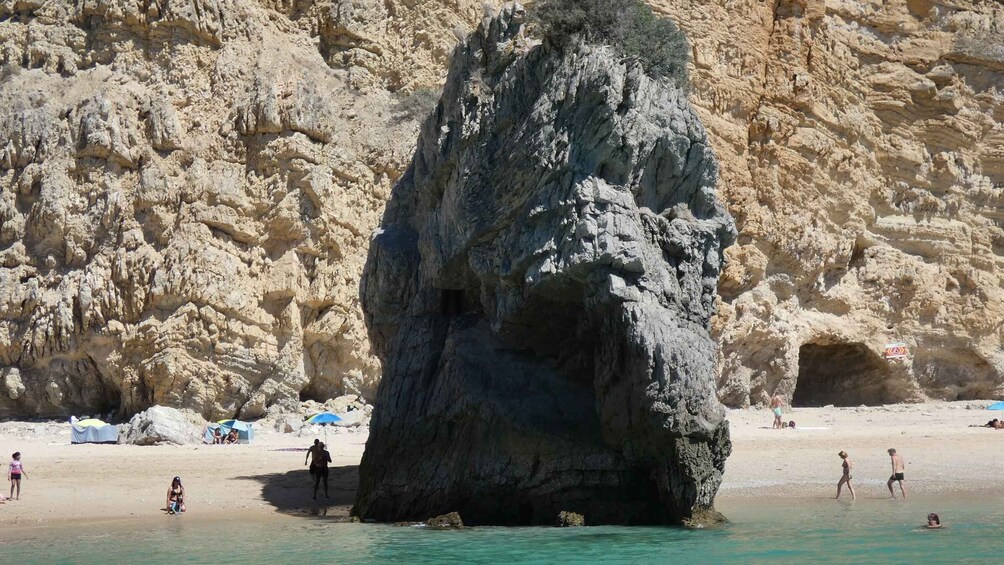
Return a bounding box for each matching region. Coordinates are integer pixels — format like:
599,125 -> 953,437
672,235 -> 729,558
204,419 -> 254,444
988,401 -> 1004,410
70,418 -> 119,444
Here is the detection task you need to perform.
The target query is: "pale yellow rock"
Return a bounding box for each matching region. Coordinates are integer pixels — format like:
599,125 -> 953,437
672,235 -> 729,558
655,0 -> 1004,406
3,0 -> 1002,417
0,0 -> 491,419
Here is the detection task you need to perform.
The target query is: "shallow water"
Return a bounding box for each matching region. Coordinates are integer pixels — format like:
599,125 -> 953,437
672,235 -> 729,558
1,495 -> 998,564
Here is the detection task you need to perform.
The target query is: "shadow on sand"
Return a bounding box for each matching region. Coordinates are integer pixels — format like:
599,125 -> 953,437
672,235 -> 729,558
234,466 -> 359,520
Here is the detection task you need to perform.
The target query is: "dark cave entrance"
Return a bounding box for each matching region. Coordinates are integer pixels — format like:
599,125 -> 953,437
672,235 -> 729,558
793,342 -> 903,407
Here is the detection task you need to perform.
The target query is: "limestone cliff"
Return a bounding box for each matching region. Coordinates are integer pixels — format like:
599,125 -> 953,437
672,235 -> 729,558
653,0 -> 1004,406
355,6 -> 734,525
3,0 -> 1002,419
0,0 -> 489,418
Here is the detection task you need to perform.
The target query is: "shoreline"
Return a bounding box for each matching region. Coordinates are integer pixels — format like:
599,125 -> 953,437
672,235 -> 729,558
1,400 -> 1002,535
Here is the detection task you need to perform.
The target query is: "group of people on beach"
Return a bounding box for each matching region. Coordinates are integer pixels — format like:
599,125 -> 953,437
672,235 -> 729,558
835,448 -> 907,501
210,427 -> 241,444
160,437 -> 330,517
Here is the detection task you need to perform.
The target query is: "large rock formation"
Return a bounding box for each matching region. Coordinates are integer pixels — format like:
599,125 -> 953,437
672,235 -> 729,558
356,6 -> 735,525
0,0 -> 490,419
653,0 -> 1004,406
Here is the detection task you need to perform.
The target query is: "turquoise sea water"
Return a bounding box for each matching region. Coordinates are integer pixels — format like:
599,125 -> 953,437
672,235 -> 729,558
1,496 -> 998,564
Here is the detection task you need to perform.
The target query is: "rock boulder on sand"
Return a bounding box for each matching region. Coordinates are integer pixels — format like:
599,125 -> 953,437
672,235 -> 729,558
355,6 -> 734,526
119,406 -> 202,445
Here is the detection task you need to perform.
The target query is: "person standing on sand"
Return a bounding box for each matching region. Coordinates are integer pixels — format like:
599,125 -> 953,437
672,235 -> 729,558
887,448 -> 907,499
312,441 -> 332,500
835,451 -> 855,500
770,394 -> 784,429
8,451 -> 26,500
305,438 -> 321,479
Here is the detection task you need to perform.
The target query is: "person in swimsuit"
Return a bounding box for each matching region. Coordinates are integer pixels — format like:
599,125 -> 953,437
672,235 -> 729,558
770,394 -> 784,429
305,439 -> 320,479
212,427 -> 223,444
835,451 -> 855,500
312,441 -> 332,500
225,429 -> 239,444
8,451 -> 27,500
166,476 -> 186,514
887,448 -> 907,499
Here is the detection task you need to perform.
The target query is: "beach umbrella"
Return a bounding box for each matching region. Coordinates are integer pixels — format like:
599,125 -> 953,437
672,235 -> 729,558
988,401 -> 1004,410
306,412 -> 343,442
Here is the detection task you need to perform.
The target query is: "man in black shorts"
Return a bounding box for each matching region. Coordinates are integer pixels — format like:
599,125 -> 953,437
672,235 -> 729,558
304,439 -> 320,479
887,448 -> 907,499
312,441 -> 332,500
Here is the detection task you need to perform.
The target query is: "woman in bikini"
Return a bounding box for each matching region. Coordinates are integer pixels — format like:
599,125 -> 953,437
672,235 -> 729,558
166,476 -> 186,515
835,451 -> 855,500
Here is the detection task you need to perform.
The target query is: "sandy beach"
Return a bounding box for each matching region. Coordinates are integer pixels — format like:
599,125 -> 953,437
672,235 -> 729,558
0,401 -> 1002,535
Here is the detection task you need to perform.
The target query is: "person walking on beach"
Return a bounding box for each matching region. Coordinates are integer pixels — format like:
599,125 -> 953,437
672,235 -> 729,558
305,438 -> 321,479
835,451 -> 855,500
312,441 -> 332,500
770,394 -> 784,429
8,451 -> 26,500
887,448 -> 907,499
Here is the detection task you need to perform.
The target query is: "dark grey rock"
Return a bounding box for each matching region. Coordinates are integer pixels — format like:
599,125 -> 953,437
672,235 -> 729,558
557,511 -> 585,527
355,4 -> 735,526
426,512 -> 465,529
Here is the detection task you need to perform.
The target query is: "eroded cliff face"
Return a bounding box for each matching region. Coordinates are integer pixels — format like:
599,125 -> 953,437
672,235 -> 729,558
2,0 -> 1001,419
653,0 -> 1004,406
356,6 -> 734,525
0,0 -> 489,418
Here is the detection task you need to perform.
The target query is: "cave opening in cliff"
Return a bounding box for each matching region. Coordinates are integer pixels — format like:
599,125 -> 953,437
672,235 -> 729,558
793,342 -> 902,407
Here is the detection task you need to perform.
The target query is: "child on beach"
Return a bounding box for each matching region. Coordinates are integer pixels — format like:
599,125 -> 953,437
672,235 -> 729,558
9,451 -> 27,500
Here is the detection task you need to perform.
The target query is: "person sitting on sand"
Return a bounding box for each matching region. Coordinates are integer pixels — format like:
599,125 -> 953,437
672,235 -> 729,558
788,420 -> 796,429
166,476 -> 186,515
835,451 -> 855,500
770,394 -> 784,429
8,451 -> 26,500
926,513 -> 942,529
887,448 -> 907,499
225,429 -> 239,444
312,441 -> 332,500
212,427 -> 223,444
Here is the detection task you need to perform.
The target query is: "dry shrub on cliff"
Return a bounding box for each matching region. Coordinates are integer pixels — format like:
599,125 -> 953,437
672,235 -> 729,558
529,0 -> 689,87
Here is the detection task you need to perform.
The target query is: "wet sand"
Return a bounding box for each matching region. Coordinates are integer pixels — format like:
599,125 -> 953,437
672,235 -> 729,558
0,401 -> 1001,534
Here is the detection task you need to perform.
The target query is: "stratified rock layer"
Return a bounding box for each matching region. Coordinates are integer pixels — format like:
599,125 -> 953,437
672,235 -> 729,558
355,7 -> 735,525
653,0 -> 1004,406
0,0 -> 490,418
